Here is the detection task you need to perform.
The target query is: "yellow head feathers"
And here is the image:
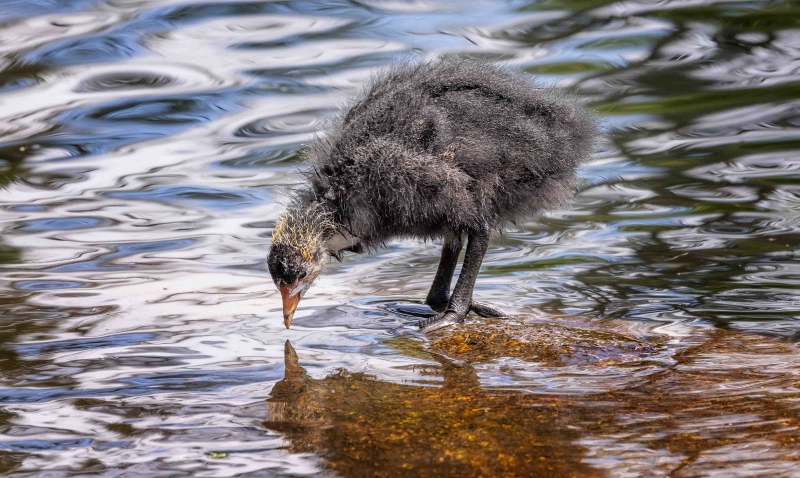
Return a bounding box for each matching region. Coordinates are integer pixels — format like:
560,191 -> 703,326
272,203 -> 335,260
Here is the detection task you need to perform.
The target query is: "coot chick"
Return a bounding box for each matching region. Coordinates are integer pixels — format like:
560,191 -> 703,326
267,59 -> 596,332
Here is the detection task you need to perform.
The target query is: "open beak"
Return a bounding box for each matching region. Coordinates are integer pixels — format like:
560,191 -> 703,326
280,286 -> 301,328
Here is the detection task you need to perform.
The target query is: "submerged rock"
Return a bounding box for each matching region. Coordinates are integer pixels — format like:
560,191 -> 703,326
429,318 -> 662,366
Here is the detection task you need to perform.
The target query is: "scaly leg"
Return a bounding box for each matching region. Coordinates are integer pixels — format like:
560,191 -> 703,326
425,235 -> 463,312
417,221 -> 491,332
424,234 -> 508,319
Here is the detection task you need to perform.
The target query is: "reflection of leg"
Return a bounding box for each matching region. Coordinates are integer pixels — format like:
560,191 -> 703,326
425,235 -> 463,311
440,360 -> 480,390
427,349 -> 480,390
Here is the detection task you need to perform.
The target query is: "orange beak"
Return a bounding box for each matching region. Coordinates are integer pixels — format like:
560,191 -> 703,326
280,286 -> 301,328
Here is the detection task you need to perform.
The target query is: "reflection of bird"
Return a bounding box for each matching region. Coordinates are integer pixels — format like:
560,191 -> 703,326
265,340 -> 591,477
267,59 -> 596,331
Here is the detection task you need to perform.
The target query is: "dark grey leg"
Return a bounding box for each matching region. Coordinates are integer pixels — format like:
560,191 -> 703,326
425,235 -> 463,312
417,221 -> 491,332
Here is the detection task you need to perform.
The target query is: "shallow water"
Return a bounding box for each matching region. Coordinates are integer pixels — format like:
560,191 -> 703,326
1,0 -> 799,475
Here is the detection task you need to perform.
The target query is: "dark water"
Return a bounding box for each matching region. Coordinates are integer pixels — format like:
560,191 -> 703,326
1,0 -> 800,475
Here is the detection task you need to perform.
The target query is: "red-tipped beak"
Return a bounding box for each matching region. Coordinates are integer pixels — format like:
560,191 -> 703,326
280,286 -> 301,328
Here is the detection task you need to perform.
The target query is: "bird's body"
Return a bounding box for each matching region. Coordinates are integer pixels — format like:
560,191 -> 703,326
268,59 -> 596,331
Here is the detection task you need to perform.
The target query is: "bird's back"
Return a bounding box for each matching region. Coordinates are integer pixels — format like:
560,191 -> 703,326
305,60 -> 596,243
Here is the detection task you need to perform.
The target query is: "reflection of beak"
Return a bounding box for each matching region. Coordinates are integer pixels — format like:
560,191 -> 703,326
280,286 -> 301,328
283,340 -> 305,376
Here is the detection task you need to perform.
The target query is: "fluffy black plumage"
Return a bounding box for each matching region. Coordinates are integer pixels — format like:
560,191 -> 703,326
305,59 -> 595,241
268,59 -> 597,331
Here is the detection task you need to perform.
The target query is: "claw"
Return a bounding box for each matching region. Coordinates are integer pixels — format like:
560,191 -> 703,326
416,312 -> 461,333
417,317 -> 458,333
414,301 -> 510,333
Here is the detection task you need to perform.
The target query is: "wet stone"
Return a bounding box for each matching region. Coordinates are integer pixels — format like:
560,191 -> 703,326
429,318 -> 662,366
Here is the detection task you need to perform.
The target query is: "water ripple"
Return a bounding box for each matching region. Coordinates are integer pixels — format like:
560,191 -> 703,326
2,0 -> 800,474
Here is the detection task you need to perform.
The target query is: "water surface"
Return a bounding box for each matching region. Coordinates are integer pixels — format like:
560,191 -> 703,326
1,0 -> 800,475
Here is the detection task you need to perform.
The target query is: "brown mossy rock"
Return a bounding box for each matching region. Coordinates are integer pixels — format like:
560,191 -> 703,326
430,318 -> 661,366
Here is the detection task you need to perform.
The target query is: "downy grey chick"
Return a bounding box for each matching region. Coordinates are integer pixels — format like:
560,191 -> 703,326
268,59 -> 596,331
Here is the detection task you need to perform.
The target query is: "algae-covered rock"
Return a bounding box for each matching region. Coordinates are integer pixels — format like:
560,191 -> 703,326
430,318 -> 661,366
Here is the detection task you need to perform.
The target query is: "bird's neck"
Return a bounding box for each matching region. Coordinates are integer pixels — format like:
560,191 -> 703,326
288,195 -> 362,254
325,228 -> 361,252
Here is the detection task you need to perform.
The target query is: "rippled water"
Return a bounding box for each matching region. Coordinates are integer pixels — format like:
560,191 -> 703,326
2,0 -> 800,475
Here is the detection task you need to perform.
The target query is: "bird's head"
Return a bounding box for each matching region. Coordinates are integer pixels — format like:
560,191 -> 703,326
267,206 -> 333,328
